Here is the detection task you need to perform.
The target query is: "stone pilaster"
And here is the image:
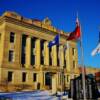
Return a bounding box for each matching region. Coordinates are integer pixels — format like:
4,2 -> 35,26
38,71 -> 43,89
15,32 -> 22,65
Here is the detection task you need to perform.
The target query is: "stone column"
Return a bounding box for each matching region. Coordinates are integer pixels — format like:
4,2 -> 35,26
59,45 -> 64,68
66,42 -> 70,72
44,42 -> 49,65
52,45 -> 57,66
35,39 -> 40,66
25,36 -> 31,68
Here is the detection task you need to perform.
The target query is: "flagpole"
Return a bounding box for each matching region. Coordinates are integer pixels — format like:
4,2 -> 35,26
80,26 -> 86,100
76,13 -> 86,100
59,33 -> 63,92
58,33 -> 65,93
67,13 -> 86,99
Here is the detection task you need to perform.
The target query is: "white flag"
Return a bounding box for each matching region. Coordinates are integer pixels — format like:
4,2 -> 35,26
63,43 -> 70,50
59,42 -> 70,52
91,43 -> 100,56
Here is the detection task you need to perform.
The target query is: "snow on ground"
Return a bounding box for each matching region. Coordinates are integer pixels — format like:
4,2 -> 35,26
0,90 -> 61,100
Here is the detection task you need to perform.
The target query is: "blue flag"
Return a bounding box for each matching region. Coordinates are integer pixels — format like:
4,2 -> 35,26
48,34 -> 59,48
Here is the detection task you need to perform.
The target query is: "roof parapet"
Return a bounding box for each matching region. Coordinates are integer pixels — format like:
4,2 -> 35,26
2,11 -> 21,20
2,11 -> 68,36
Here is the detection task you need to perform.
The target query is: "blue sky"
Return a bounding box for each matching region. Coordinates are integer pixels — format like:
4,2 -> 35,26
0,0 -> 100,68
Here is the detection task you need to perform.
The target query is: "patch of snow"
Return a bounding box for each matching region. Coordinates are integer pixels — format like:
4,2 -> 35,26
0,90 -> 59,100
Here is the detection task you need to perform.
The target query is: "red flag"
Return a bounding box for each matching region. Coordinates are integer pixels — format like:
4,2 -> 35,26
67,16 -> 81,40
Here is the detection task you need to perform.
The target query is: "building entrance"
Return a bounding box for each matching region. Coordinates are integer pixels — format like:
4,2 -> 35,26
45,72 -> 52,89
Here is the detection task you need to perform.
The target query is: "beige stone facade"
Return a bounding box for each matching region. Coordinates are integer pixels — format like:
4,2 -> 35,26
0,11 -> 79,92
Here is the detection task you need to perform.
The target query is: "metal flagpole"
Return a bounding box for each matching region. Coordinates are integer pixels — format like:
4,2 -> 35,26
59,33 -> 63,92
76,12 -> 86,99
80,26 -> 86,100
58,33 -> 64,93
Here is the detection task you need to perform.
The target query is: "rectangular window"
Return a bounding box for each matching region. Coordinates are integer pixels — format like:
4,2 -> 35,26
0,34 -> 1,42
9,50 -> 14,62
60,74 -> 62,85
73,60 -> 75,68
8,71 -> 13,82
64,53 -> 66,68
72,48 -> 75,55
21,35 -> 27,65
64,60 -> 66,68
67,75 -> 69,82
49,47 -> 52,65
57,46 -> 59,66
33,73 -> 37,82
22,72 -> 26,82
40,40 -> 45,65
10,32 -> 15,43
31,37 -> 36,65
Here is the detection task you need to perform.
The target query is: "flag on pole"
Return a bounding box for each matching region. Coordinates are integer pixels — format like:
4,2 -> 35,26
67,16 -> 81,40
48,34 -> 60,48
63,42 -> 70,51
91,43 -> 100,56
91,32 -> 100,56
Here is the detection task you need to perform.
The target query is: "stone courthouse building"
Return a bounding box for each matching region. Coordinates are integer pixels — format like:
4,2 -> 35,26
0,11 -> 79,91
